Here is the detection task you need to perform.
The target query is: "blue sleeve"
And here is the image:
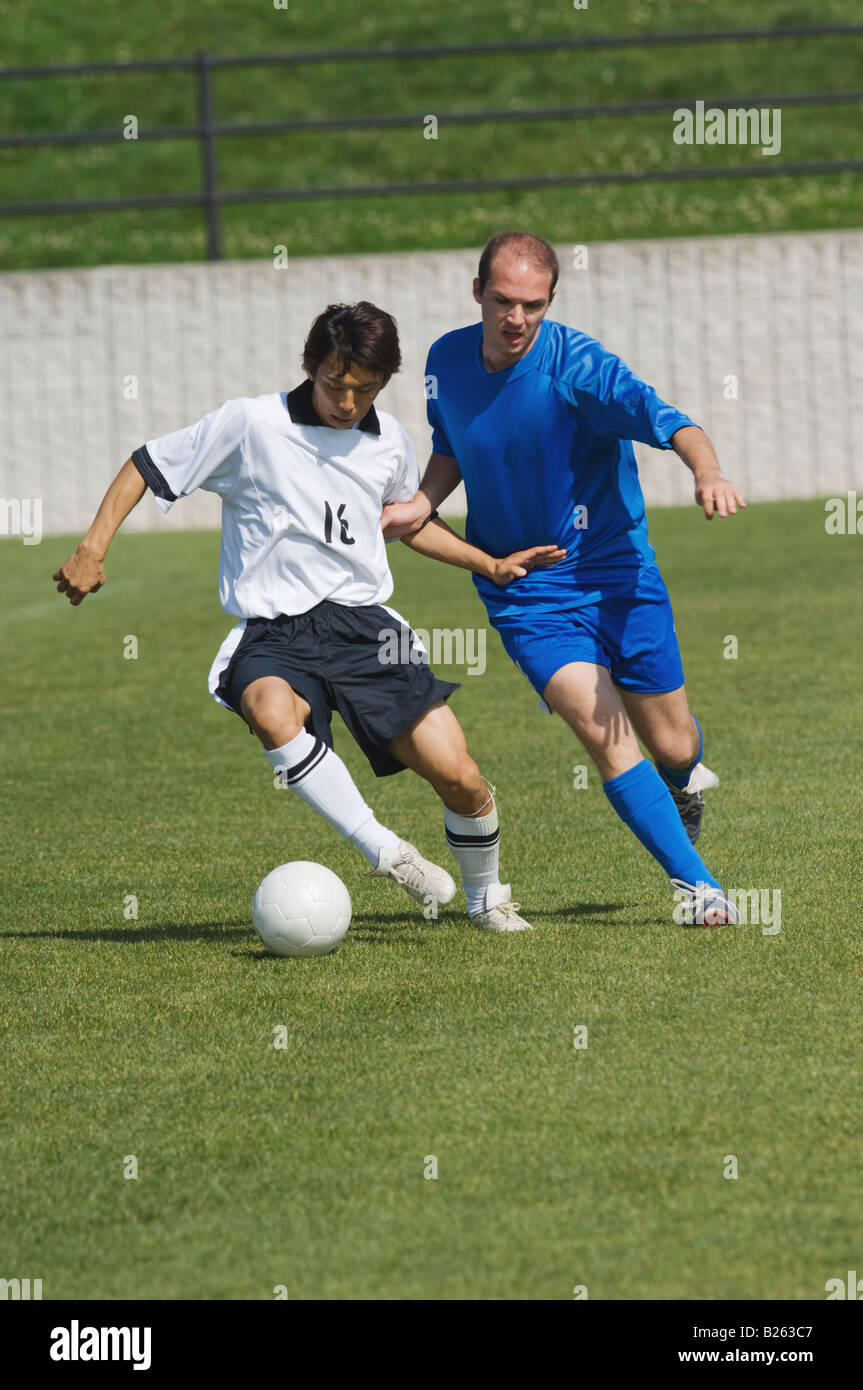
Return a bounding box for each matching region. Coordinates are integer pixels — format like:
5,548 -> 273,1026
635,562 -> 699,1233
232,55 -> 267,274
557,333 -> 697,448
425,351 -> 456,458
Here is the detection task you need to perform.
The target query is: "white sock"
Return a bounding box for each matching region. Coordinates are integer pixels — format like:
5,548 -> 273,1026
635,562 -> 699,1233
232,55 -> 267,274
349,814 -> 401,866
444,797 -> 501,916
265,730 -> 400,866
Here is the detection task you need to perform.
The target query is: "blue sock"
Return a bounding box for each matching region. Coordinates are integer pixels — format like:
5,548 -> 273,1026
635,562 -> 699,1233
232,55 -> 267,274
657,716 -> 703,790
603,757 -> 720,889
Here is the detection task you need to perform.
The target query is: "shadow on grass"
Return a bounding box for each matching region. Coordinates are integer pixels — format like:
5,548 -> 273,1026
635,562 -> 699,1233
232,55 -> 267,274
229,911 -> 438,957
8,921 -> 252,943
6,903 -> 665,946
346,909 -> 455,945
528,902 -> 667,928
346,904 -> 660,936
7,911 -> 451,951
535,901 -> 627,918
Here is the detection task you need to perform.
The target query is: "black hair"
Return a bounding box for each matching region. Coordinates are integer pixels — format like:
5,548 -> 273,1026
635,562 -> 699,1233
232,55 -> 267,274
303,301 -> 401,382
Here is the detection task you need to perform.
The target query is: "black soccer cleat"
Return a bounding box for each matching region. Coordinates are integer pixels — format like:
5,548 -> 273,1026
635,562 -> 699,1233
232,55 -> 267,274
657,761 -> 719,845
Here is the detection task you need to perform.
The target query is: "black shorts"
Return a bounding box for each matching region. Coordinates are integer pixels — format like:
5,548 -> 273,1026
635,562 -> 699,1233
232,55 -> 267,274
216,601 -> 460,777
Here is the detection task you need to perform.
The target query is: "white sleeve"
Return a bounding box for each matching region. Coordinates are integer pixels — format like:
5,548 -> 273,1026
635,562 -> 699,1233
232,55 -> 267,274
132,398 -> 249,513
381,423 -> 421,506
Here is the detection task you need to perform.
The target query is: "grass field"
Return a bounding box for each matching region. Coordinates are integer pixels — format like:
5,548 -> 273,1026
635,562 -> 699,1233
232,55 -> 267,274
1,499 -> 861,1300
1,0 -> 862,269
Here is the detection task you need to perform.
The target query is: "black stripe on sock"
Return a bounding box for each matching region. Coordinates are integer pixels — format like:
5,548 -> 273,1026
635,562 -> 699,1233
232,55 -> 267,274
445,828 -> 500,848
284,739 -> 327,785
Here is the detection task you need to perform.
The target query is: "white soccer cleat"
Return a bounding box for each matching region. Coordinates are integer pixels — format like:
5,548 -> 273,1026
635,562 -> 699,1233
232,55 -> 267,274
471,882 -> 533,933
368,840 -> 456,911
671,877 -> 738,928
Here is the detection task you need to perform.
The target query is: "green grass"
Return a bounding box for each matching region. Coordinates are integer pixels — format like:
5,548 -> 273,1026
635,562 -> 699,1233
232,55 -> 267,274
1,0 -> 862,269
1,499 -> 861,1299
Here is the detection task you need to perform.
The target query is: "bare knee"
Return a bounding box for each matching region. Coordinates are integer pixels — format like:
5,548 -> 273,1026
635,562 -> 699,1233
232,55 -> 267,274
240,678 -> 311,750
431,758 -> 489,815
652,719 -> 700,769
544,663 -> 641,780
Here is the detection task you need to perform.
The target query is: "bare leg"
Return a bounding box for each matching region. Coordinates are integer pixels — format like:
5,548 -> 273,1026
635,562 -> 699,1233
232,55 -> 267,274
240,675 -> 312,749
389,702 -> 523,924
238,678 -> 459,905
617,684 -> 700,770
240,675 -> 399,863
542,661 -> 643,779
542,661 -> 718,894
388,701 -> 489,815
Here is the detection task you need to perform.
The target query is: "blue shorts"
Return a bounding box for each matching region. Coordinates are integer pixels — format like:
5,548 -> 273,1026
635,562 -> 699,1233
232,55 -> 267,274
489,565 -> 685,698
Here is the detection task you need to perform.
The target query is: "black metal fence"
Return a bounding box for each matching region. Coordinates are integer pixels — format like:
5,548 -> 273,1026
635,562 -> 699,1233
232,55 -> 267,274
1,24 -> 862,260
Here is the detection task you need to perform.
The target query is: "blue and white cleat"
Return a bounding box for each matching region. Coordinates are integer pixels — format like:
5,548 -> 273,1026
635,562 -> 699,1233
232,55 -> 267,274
671,878 -> 738,928
659,761 -> 719,845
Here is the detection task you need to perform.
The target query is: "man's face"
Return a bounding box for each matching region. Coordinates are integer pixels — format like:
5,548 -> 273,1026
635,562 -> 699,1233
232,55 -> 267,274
473,253 -> 555,370
307,354 -> 385,428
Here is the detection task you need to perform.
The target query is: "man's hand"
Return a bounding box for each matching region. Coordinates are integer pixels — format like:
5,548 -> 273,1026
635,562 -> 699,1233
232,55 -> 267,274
53,543 -> 106,605
694,472 -> 747,520
489,544 -> 567,586
381,495 -> 431,539
52,458 -> 146,605
382,455 -> 464,538
671,426 -> 746,521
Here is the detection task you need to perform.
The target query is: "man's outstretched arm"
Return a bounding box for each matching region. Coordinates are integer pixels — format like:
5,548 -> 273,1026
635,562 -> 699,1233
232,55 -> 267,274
401,515 -> 565,586
382,452 -> 462,538
671,425 -> 746,520
53,457 -> 147,605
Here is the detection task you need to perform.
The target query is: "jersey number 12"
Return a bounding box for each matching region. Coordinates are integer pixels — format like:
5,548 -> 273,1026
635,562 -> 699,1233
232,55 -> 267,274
323,501 -> 355,546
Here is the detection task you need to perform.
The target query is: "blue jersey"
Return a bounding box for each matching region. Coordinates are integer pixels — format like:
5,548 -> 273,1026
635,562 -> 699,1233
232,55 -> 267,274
426,319 -> 696,615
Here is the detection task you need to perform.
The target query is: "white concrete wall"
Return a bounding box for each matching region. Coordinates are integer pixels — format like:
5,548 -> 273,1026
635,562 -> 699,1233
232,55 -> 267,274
1,229 -> 861,537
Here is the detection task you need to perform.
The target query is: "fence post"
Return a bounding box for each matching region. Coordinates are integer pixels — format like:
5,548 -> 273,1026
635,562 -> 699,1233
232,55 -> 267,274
196,50 -> 221,260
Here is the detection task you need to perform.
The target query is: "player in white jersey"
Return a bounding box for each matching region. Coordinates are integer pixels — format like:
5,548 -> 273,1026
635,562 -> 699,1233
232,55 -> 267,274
53,302 -> 562,932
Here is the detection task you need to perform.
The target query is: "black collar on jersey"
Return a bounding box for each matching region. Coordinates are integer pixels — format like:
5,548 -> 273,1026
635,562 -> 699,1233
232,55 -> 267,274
286,378 -> 381,436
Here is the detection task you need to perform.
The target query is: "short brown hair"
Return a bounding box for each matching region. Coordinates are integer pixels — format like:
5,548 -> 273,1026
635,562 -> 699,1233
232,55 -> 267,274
477,231 -> 559,297
303,301 -> 401,383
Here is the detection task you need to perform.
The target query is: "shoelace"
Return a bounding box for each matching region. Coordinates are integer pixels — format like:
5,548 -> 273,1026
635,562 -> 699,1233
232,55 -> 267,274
364,847 -> 422,881
393,862 -> 424,888
391,853 -> 450,894
670,879 -> 729,901
670,879 -> 734,926
671,785 -> 700,804
490,900 -> 521,918
670,878 -> 697,897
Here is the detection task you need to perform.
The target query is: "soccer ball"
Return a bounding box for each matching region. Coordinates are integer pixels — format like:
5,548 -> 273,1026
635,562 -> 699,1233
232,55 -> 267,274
252,861 -> 352,957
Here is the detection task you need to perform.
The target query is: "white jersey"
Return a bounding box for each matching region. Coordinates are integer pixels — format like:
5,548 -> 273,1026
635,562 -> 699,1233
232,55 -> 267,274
132,381 -> 419,620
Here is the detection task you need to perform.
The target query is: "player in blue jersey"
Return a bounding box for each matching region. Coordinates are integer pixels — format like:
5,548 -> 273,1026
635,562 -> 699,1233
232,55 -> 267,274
383,232 -> 747,927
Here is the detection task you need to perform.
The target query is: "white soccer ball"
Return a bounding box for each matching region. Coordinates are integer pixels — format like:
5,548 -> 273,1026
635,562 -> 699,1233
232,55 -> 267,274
252,861 -> 352,957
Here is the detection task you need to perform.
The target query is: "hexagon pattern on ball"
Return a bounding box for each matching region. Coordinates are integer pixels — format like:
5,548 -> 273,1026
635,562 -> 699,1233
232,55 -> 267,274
252,861 -> 352,957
